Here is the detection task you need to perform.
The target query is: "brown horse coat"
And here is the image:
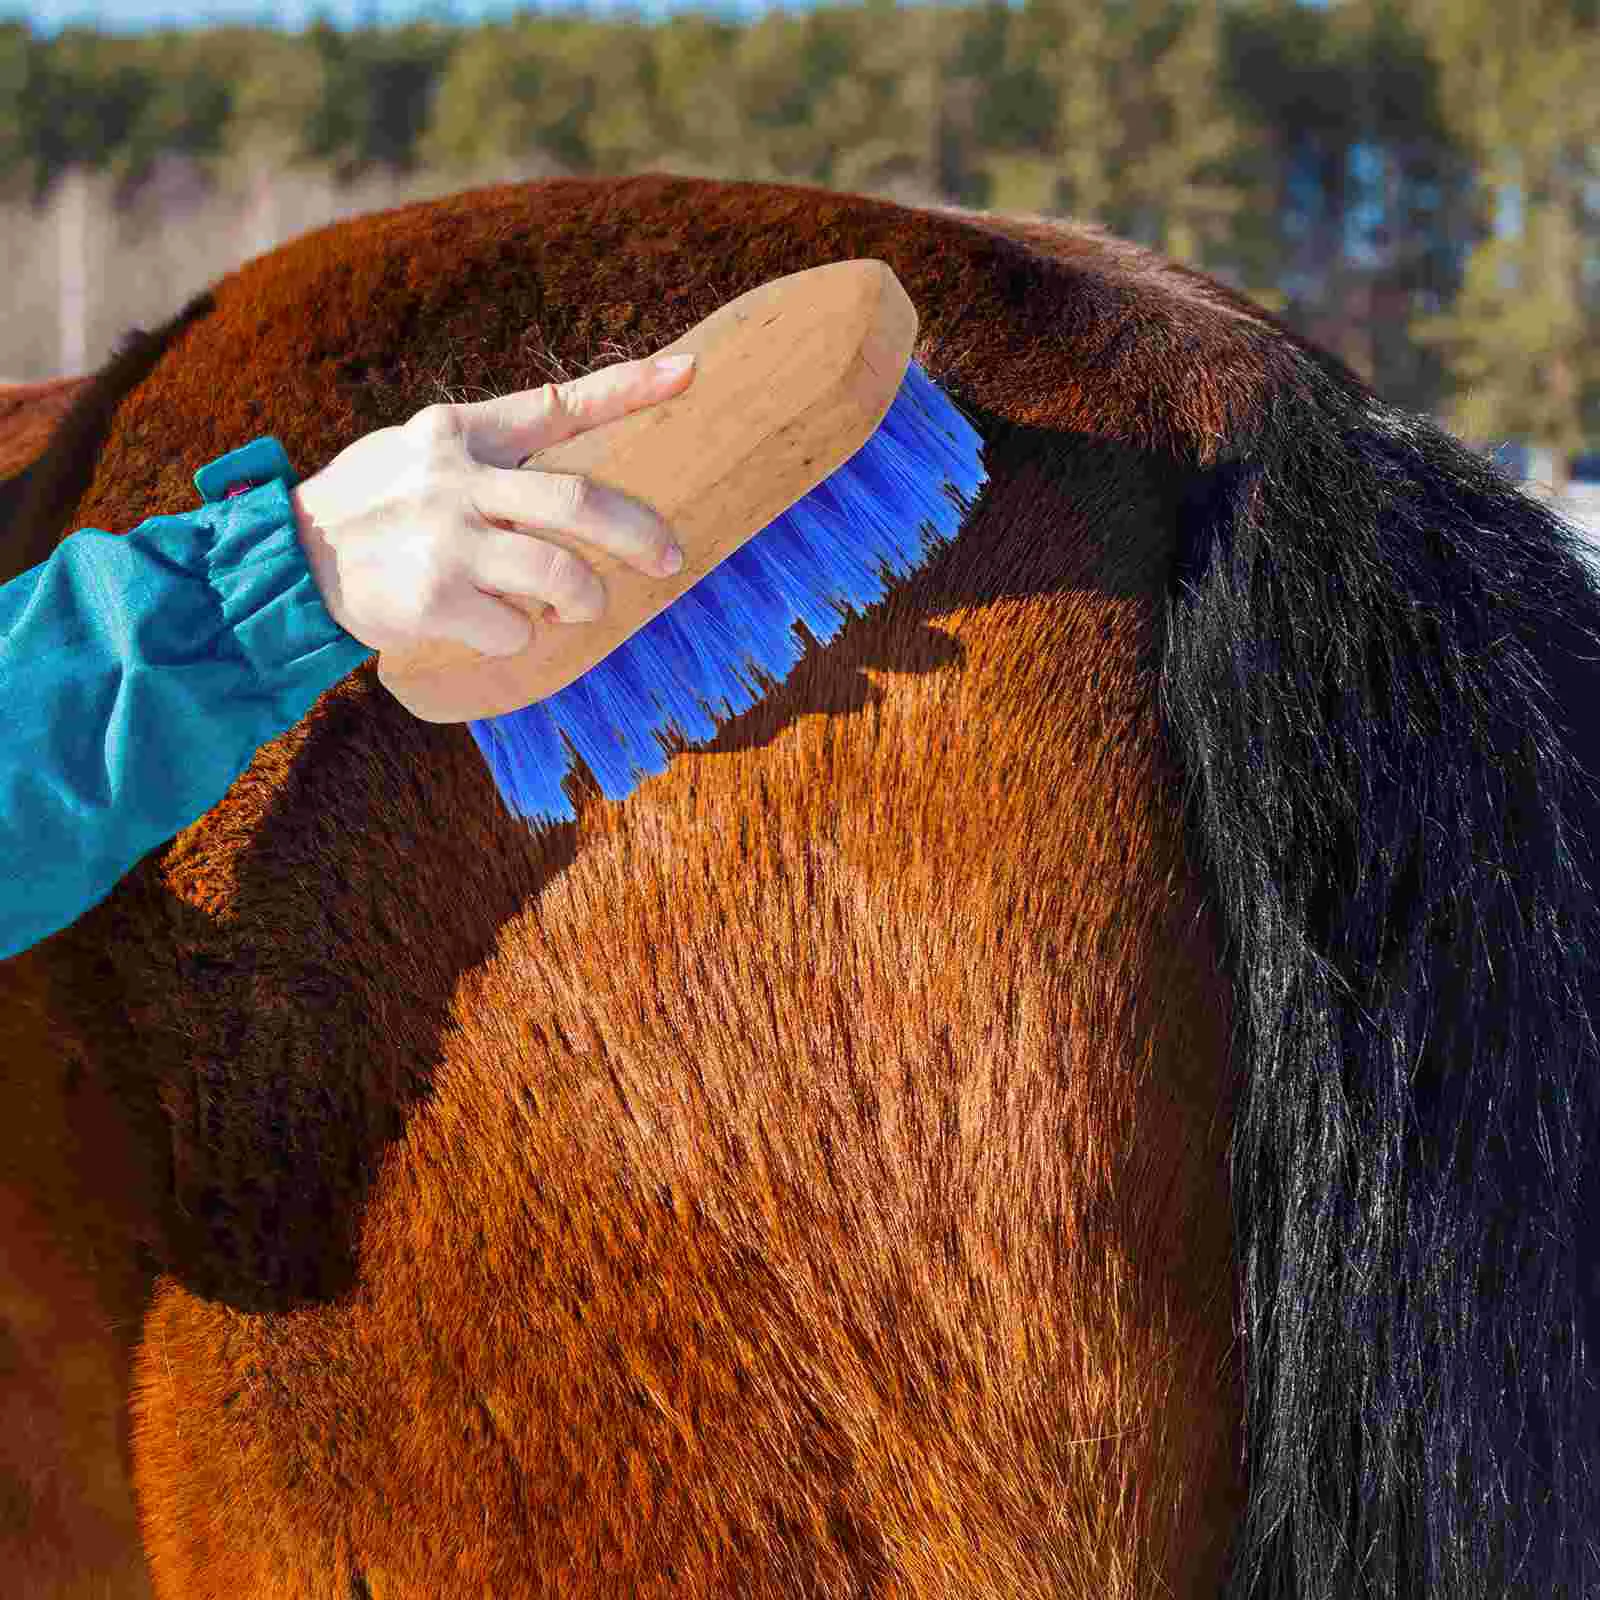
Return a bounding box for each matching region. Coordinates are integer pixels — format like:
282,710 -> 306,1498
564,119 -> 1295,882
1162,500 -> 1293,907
4,174 -> 1596,1600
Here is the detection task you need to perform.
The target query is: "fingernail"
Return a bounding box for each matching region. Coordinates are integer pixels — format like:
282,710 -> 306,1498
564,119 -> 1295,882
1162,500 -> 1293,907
654,353 -> 695,376
658,542 -> 684,576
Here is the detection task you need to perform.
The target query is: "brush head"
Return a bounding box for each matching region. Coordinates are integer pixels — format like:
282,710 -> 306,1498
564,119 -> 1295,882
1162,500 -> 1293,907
379,259 -> 920,724
467,358 -> 987,826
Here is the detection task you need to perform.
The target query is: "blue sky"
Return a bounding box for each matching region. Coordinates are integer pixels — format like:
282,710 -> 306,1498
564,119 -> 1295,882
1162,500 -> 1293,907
5,0 -> 816,28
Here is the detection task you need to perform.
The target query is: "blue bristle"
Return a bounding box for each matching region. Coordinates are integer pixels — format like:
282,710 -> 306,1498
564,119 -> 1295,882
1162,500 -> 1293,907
471,358 -> 986,825
467,717 -> 512,796
723,542 -> 809,676
652,581 -> 765,716
552,665 -> 648,802
613,610 -> 721,745
471,703 -> 574,821
585,647 -> 673,784
732,506 -> 850,645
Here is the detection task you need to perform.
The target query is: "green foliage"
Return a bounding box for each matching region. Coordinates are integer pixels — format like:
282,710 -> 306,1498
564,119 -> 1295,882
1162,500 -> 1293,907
302,19 -> 452,175
647,12 -> 745,171
1407,0 -> 1600,466
226,27 -> 334,167
0,23 -> 35,198
22,28 -> 158,183
420,20 -> 591,172
1,1 -> 1596,450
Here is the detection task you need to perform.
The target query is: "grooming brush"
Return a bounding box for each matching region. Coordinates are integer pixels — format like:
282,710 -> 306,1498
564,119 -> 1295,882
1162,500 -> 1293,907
377,258 -> 987,824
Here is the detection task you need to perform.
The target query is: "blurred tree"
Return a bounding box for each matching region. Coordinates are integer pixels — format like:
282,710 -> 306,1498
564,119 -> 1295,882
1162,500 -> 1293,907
226,27 -> 332,170
962,0 -> 1058,215
645,12 -> 745,175
1005,0 -> 1120,220
543,22 -> 662,174
999,0 -> 1247,268
1220,0 -> 1467,409
2,0 -> 1592,460
116,29 -> 232,192
1411,0 -> 1600,486
0,22 -> 35,200
790,6 -> 918,195
304,18 -> 451,178
725,9 -> 859,183
1222,0 -> 1352,303
821,0 -> 983,204
1121,0 -> 1245,265
419,19 -> 592,174
22,28 -> 154,190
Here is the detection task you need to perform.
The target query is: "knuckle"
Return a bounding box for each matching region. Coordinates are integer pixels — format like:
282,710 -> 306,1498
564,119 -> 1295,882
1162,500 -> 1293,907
542,544 -> 585,596
404,404 -> 463,448
542,546 -> 600,614
538,381 -> 572,426
543,471 -> 591,522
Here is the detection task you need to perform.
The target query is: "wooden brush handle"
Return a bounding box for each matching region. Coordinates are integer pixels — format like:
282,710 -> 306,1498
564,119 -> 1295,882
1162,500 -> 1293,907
378,259 -> 918,723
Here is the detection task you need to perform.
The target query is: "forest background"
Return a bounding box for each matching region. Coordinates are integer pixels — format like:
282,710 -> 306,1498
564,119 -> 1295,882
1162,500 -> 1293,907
2,0 -> 1597,492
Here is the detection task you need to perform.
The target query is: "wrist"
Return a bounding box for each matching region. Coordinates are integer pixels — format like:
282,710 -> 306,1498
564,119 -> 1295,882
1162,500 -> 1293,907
290,482 -> 352,640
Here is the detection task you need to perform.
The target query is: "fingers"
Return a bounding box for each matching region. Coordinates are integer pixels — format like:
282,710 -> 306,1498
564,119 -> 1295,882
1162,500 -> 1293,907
467,529 -> 609,625
371,355 -> 697,662
384,531 -> 603,659
426,587 -> 535,658
470,467 -> 684,581
455,352 -> 697,468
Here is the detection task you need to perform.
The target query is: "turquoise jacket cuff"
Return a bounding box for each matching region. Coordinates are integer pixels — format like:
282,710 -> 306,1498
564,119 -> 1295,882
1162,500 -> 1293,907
0,437 -> 374,961
200,470 -> 374,728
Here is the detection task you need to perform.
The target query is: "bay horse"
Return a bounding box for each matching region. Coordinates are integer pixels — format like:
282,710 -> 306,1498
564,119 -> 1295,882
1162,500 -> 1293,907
2,173 -> 1596,1599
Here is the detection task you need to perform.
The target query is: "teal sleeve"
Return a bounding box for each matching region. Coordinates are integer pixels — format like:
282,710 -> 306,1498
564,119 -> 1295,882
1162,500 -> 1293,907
1,439 -> 375,960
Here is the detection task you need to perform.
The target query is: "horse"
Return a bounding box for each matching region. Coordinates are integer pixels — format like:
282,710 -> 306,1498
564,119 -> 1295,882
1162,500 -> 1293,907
2,172 -> 1596,1600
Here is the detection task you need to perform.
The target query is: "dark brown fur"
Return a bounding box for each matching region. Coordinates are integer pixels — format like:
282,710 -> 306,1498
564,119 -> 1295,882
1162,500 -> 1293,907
0,174 -> 1292,1596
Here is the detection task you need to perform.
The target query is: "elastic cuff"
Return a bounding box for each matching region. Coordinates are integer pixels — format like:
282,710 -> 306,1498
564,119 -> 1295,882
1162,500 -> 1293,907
202,477 -> 374,708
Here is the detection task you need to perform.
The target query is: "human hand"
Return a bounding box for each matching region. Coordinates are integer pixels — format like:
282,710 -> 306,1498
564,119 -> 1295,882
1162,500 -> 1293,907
290,353 -> 696,659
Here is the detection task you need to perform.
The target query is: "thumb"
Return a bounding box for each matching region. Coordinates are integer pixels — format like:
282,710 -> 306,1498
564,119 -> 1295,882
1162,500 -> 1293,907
456,353 -> 697,468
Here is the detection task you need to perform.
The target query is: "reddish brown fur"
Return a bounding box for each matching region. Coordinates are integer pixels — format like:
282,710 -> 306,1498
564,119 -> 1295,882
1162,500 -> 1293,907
1,175 -> 1286,1596
2,372 -> 160,1597
0,947 -> 155,1598
0,381 -> 90,480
